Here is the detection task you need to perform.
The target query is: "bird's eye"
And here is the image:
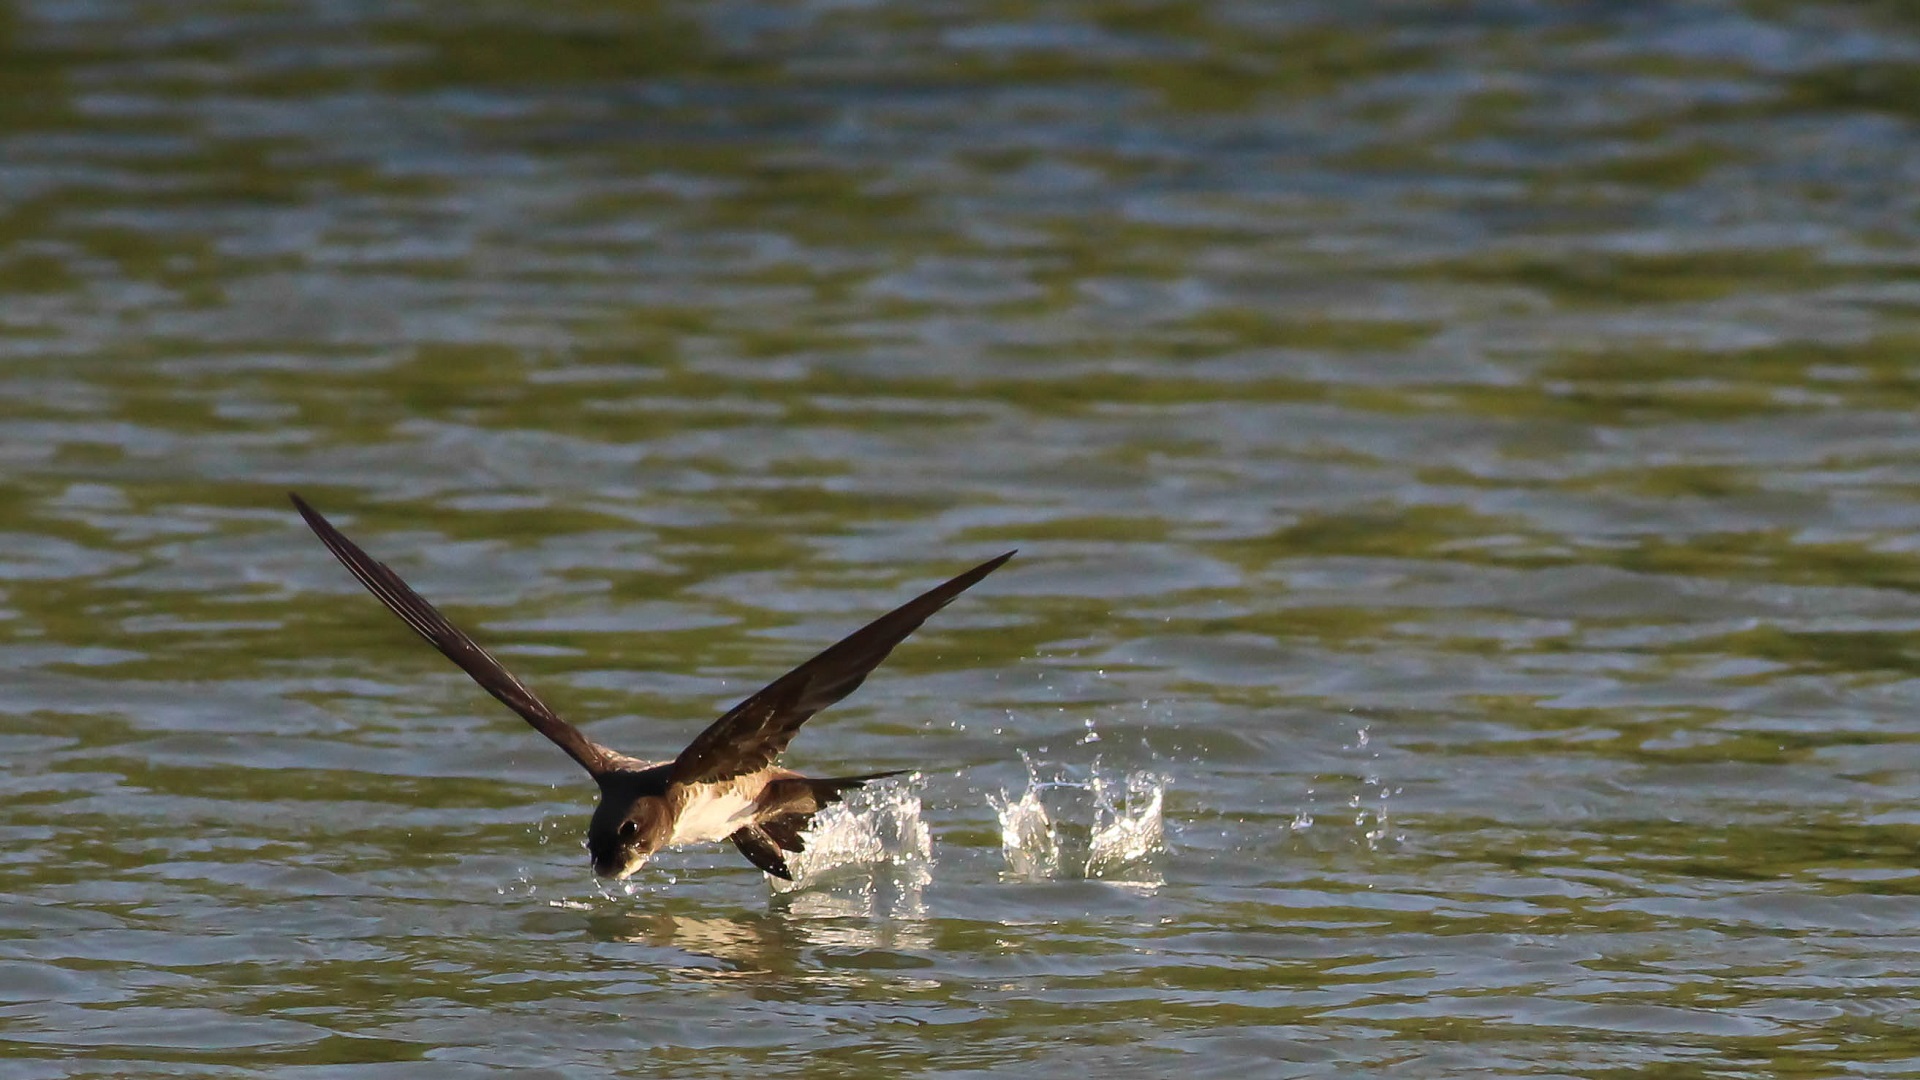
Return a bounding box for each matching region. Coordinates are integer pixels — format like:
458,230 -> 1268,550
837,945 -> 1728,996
618,820 -> 638,841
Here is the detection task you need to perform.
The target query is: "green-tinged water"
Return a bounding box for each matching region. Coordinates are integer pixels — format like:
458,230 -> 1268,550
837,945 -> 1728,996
5,1 -> 1920,1075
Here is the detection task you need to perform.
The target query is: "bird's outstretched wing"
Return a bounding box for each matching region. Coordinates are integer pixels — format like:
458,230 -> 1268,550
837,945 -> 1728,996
290,492 -> 616,777
670,552 -> 1013,786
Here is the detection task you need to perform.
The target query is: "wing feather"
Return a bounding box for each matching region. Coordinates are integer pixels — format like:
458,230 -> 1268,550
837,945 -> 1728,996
670,552 -> 1012,785
290,493 -> 615,777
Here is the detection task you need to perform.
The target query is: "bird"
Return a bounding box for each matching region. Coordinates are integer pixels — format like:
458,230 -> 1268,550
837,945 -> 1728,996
288,493 -> 1011,882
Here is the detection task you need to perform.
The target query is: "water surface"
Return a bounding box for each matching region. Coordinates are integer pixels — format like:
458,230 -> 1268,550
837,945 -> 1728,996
6,1 -> 1920,1076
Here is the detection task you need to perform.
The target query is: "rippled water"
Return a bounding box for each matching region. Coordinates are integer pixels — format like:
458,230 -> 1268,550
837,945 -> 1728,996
7,1 -> 1920,1075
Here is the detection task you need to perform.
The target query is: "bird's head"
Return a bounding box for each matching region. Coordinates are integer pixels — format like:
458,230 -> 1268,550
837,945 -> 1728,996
587,776 -> 669,880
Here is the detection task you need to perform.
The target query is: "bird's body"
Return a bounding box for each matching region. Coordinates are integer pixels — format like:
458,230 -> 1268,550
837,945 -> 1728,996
289,493 -> 1010,881
667,777 -> 759,847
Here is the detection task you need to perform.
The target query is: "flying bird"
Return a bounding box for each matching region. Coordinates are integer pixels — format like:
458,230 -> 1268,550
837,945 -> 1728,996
289,493 -> 1011,882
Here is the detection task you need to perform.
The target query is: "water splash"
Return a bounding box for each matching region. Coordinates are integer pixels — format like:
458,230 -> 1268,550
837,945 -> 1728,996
1349,724 -> 1401,850
1285,722 -> 1401,850
769,776 -> 932,917
990,752 -> 1167,884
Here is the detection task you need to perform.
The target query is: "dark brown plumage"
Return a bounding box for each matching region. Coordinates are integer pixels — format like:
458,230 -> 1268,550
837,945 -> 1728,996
290,493 -> 1011,881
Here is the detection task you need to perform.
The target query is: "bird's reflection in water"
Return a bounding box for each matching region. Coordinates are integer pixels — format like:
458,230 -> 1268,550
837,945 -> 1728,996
583,874 -> 934,992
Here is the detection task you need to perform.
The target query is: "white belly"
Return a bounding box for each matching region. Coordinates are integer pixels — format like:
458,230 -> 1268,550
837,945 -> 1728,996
669,787 -> 758,845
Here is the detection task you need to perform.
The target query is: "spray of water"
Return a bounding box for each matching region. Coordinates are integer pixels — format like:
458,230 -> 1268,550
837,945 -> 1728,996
768,776 -> 933,917
990,752 -> 1167,884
